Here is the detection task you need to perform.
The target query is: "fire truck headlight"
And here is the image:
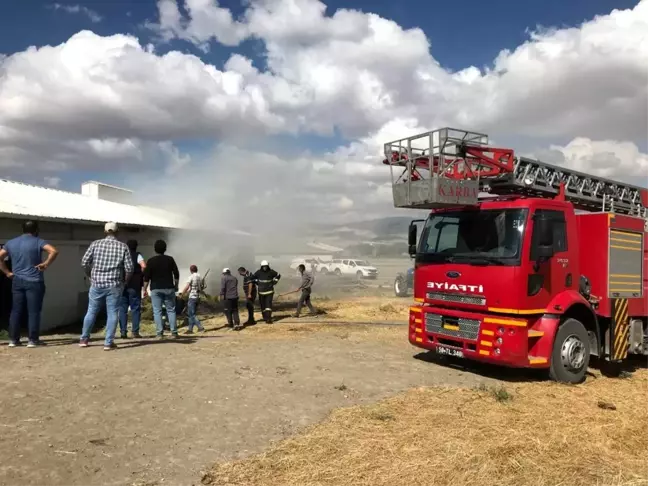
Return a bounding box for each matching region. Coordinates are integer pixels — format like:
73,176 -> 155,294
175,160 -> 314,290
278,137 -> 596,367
497,327 -> 504,336
496,337 -> 503,345
494,348 -> 501,355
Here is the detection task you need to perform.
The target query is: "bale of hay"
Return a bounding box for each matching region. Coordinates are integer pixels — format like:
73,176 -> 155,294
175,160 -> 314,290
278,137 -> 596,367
205,369 -> 648,486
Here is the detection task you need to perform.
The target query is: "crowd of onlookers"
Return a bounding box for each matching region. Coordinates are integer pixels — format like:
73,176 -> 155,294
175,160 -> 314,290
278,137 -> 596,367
0,220 -> 317,350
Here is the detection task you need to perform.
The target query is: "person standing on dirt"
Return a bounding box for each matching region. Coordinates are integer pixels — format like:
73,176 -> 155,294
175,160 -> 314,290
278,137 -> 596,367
253,260 -> 281,324
293,264 -> 317,318
237,266 -> 256,325
180,264 -> 205,333
79,222 -> 133,350
118,239 -> 146,339
143,239 -> 180,339
220,268 -> 242,331
0,220 -> 59,348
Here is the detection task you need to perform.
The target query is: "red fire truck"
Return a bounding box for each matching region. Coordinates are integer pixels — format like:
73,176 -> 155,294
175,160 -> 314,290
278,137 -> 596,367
383,128 -> 647,383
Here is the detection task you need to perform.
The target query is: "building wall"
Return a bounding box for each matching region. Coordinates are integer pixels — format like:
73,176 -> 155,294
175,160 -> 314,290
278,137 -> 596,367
0,218 -> 170,332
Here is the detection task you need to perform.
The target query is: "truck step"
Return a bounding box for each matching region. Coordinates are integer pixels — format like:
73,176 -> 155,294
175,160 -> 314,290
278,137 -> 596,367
528,356 -> 548,365
528,330 -> 545,338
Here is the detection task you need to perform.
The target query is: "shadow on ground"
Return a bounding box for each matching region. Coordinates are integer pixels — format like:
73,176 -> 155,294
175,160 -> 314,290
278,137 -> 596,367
414,351 -> 548,383
414,351 -> 648,383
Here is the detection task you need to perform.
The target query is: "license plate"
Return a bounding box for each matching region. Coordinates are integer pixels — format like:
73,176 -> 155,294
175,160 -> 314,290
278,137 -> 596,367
436,345 -> 464,358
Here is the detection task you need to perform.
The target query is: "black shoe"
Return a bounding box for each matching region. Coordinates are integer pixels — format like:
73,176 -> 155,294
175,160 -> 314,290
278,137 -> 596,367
133,333 -> 143,339
120,334 -> 129,339
233,325 -> 243,331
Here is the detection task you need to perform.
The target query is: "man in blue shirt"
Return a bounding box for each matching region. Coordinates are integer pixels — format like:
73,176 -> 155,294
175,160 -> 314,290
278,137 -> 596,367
0,220 -> 59,347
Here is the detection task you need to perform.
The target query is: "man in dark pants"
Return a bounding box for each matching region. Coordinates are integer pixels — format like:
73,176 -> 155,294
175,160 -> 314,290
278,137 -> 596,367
119,239 -> 146,338
220,268 -> 242,331
253,260 -> 281,324
293,264 -> 316,318
0,220 -> 59,347
237,266 -> 256,325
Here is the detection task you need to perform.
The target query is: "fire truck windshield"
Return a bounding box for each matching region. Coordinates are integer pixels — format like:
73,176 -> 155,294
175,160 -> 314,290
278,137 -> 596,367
417,208 -> 528,266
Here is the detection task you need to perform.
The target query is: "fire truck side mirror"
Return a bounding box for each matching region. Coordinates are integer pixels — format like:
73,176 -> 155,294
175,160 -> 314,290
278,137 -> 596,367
408,224 -> 417,256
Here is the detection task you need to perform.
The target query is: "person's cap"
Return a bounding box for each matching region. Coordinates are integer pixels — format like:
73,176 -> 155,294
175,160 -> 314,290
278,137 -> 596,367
105,222 -> 118,232
260,260 -> 269,266
222,267 -> 230,273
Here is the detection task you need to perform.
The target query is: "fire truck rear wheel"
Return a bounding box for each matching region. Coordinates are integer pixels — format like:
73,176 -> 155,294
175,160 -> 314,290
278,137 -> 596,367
549,318 -> 591,384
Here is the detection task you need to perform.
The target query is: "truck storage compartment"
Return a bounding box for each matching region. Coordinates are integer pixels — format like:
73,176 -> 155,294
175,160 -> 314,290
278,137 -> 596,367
608,228 -> 644,299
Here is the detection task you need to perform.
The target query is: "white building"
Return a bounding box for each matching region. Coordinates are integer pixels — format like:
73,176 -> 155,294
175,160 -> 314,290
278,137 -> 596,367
0,179 -> 185,332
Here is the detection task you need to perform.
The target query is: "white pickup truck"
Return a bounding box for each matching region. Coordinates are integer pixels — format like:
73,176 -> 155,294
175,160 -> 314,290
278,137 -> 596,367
319,259 -> 379,279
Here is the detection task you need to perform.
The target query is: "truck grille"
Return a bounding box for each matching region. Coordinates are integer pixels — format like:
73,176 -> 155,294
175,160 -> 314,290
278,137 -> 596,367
426,292 -> 486,306
425,313 -> 481,341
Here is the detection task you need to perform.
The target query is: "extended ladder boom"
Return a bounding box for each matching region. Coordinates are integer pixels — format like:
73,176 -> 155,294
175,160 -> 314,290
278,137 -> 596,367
489,157 -> 647,217
383,127 -> 648,218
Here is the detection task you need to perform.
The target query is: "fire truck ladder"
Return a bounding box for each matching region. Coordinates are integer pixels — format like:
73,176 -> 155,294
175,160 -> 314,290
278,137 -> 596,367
383,127 -> 648,218
488,157 -> 648,218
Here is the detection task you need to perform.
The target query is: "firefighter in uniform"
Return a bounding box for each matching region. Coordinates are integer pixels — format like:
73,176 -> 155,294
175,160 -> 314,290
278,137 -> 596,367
237,266 -> 257,325
253,260 -> 281,323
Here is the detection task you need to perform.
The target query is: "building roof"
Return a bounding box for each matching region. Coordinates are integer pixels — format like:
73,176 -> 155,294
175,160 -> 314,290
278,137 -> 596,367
0,179 -> 186,229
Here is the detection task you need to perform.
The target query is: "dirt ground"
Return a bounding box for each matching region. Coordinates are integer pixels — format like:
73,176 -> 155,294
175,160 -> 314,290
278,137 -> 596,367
0,297 -> 494,486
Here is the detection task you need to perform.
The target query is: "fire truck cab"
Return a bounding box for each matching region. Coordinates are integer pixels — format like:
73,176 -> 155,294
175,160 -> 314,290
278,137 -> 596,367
383,128 -> 647,383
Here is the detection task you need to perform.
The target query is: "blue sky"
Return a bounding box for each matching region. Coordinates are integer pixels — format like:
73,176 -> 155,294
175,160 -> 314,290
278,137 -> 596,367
0,0 -> 644,194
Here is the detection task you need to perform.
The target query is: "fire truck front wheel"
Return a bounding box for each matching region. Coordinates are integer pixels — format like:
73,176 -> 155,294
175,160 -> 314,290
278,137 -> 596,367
549,318 -> 591,384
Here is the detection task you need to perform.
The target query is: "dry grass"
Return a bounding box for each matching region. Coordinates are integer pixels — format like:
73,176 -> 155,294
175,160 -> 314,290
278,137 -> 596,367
313,296 -> 410,322
204,369 -> 648,486
242,322 -> 406,345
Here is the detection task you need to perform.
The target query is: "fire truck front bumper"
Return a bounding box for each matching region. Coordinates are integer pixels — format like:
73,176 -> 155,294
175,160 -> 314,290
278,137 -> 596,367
408,305 -> 536,368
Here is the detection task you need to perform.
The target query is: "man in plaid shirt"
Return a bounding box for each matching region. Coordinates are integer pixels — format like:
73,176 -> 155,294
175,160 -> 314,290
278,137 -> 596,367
79,222 -> 133,350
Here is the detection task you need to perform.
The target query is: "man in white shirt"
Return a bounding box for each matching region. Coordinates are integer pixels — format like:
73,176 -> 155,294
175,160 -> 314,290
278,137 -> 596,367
180,264 -> 205,333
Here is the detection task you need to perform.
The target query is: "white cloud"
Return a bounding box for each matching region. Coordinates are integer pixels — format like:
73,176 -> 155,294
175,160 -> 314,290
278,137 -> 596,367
148,0 -> 248,48
0,30 -> 286,142
3,0 -> 646,145
1,0 -> 647,224
532,138 -> 648,185
144,0 -> 648,140
50,3 -> 103,23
